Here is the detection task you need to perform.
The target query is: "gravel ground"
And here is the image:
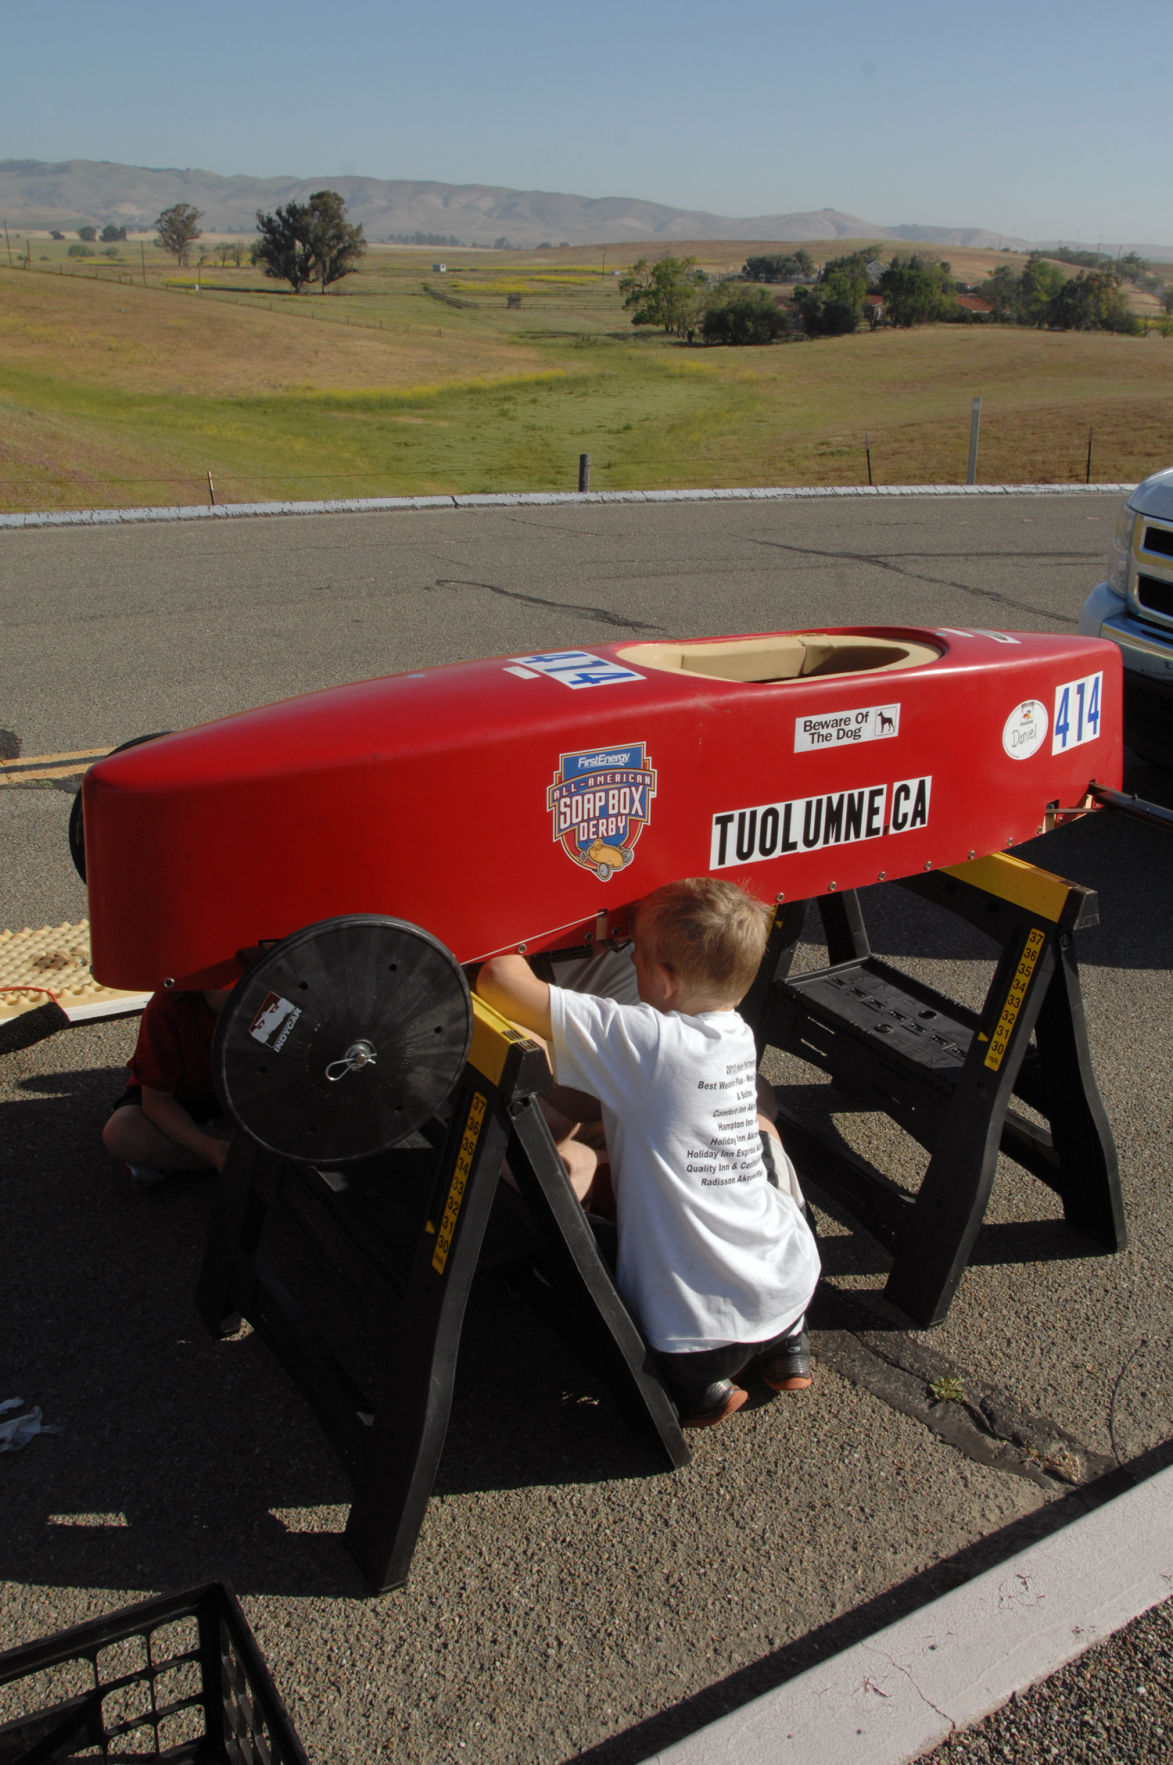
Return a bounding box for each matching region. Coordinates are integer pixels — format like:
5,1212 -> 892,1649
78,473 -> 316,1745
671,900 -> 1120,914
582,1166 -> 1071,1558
916,1596 -> 1173,1763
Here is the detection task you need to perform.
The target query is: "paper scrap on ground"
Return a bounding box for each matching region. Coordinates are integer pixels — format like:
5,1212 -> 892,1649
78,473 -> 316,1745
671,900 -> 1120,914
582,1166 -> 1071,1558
0,1397 -> 64,1452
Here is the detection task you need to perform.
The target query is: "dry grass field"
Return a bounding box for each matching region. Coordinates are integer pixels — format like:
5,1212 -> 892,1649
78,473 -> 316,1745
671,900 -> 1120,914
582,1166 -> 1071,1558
2,237 -> 1171,510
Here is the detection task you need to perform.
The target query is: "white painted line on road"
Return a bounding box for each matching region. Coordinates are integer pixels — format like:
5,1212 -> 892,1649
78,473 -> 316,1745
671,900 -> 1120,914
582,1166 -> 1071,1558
641,1464 -> 1173,1765
0,484 -> 1137,531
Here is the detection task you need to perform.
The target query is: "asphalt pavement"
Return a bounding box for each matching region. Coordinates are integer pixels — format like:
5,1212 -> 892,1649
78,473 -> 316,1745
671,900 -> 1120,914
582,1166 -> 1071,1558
2,489 -> 1171,1763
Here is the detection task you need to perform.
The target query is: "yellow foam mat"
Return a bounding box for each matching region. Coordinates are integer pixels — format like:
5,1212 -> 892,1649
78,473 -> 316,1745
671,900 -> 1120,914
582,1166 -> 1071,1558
0,922 -> 149,1024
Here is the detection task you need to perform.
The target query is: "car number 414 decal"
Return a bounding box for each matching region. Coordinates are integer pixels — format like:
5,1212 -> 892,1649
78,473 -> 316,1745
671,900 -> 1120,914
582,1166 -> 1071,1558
1052,672 -> 1102,754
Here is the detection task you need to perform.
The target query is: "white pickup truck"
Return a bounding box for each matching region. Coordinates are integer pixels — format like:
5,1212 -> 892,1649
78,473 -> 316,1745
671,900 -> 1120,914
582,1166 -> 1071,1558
1081,467 -> 1173,765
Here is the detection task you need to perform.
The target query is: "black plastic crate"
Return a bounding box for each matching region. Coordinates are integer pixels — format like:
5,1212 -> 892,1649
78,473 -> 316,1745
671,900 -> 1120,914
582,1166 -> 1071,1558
0,1582 -> 308,1763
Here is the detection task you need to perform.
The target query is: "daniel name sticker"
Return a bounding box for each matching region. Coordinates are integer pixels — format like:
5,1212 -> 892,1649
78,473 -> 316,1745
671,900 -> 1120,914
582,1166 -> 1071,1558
1002,700 -> 1048,760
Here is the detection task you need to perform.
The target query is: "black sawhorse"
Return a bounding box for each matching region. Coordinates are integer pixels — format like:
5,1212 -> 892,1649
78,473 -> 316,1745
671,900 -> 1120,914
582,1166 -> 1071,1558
744,852 -> 1126,1328
196,996 -> 686,1592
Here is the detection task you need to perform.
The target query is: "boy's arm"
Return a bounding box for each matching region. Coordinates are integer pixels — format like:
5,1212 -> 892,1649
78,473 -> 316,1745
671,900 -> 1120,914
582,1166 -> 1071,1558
476,955 -> 553,1043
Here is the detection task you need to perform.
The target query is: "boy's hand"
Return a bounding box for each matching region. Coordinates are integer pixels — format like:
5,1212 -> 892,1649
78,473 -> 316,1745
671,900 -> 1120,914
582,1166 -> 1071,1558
477,955 -> 553,1042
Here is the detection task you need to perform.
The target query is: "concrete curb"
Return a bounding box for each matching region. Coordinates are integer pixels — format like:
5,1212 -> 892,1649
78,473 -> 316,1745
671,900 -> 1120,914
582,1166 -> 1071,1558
0,483 -> 1136,531
641,1465 -> 1173,1764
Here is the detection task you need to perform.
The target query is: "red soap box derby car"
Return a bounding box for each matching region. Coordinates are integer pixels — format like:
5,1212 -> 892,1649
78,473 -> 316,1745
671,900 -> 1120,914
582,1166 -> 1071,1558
82,626 -> 1123,992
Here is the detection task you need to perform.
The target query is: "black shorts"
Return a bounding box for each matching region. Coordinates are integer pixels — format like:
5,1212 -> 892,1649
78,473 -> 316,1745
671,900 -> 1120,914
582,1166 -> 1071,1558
107,1085 -> 220,1121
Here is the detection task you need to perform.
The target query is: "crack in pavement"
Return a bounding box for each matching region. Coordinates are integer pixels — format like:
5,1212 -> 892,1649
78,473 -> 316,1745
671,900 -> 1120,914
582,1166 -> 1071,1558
863,1644 -> 958,1732
429,579 -> 665,633
746,538 -> 1083,627
494,510 -> 632,541
812,1291 -> 1115,1493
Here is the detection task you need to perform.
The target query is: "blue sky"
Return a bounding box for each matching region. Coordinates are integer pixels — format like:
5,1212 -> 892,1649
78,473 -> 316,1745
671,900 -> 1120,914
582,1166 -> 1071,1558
7,0 -> 1169,244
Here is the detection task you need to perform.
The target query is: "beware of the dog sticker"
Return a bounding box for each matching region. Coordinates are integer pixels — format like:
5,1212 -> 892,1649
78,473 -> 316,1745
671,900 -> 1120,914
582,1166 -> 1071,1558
794,703 -> 901,753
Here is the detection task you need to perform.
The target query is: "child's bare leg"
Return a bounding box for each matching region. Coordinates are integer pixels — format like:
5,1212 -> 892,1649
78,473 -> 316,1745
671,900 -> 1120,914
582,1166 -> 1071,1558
103,1105 -> 220,1173
499,1096 -> 599,1206
559,1136 -> 599,1203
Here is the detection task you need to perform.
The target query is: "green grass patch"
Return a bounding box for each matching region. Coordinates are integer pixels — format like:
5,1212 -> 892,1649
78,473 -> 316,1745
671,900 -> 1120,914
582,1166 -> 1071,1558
3,246 -> 1173,510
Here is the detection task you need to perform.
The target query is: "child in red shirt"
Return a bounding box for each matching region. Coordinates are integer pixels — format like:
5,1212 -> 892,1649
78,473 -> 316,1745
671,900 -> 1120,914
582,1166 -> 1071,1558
103,986 -> 233,1185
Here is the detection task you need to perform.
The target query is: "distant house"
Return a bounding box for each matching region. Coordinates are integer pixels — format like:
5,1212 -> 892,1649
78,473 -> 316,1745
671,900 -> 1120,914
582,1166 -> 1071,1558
866,260 -> 887,282
864,293 -> 885,327
956,294 -> 993,319
433,263 -> 447,273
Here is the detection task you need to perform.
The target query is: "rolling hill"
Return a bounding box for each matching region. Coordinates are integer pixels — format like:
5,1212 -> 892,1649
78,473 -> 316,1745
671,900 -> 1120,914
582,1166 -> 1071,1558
0,157 -> 1031,249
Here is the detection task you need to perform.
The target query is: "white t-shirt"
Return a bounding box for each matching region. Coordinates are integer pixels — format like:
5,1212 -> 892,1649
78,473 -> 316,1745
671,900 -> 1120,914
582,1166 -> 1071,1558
549,987 -> 820,1353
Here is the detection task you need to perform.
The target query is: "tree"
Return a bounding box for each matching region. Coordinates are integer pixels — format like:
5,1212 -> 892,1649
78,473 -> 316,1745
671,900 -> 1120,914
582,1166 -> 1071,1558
1019,255 -> 1065,325
77,225 -> 97,242
701,284 -> 789,345
253,202 -> 315,291
1045,269 -> 1140,334
304,190 -> 366,291
154,203 -> 203,266
792,252 -> 871,336
877,254 -> 956,327
977,263 -> 1024,322
619,255 -> 707,337
743,250 -> 814,284
253,190 -> 366,293
1117,251 -> 1150,286
100,223 -> 127,243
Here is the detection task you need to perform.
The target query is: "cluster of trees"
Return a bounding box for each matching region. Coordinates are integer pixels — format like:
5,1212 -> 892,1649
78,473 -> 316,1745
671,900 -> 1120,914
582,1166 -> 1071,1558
618,256 -> 789,344
788,250 -> 960,334
790,250 -> 873,336
387,230 -> 465,246
741,250 -> 814,283
1047,245 -> 1154,286
980,256 -> 1140,332
149,194 -> 366,291
621,249 -> 957,345
620,244 -> 1156,346
54,223 -> 127,244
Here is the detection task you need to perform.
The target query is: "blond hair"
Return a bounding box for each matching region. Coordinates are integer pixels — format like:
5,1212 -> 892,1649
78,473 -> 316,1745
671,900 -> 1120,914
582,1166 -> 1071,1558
633,878 -> 770,1003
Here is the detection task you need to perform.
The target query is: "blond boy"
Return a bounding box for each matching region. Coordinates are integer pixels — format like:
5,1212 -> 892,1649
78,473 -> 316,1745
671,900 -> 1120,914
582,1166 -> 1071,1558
478,877 -> 820,1427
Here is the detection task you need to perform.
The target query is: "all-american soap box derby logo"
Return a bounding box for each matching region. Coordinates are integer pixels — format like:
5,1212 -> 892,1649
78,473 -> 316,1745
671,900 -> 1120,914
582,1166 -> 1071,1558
548,742 -> 657,880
